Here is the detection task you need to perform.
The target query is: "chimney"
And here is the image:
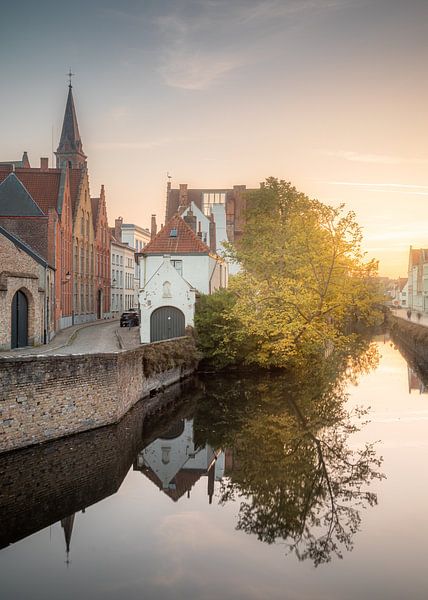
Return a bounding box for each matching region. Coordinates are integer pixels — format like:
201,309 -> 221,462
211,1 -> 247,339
183,209 -> 197,233
115,217 -> 123,242
179,183 -> 188,207
22,151 -> 30,168
40,157 -> 49,170
197,221 -> 202,239
209,213 -> 216,253
151,214 -> 157,239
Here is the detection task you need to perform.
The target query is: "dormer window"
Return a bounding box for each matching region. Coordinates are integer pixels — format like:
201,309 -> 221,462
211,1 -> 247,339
169,228 -> 177,237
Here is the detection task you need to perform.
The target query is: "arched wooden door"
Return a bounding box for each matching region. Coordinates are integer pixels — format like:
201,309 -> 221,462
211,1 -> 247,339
150,306 -> 185,342
11,289 -> 28,348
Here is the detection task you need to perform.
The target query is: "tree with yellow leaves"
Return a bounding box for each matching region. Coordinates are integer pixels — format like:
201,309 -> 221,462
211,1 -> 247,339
196,178 -> 381,368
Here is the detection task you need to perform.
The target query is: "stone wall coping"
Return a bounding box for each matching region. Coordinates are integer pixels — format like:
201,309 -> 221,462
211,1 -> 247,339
0,336 -> 191,365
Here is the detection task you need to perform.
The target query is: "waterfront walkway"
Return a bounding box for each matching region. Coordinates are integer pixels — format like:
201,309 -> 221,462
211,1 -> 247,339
391,308 -> 428,329
0,319 -> 141,357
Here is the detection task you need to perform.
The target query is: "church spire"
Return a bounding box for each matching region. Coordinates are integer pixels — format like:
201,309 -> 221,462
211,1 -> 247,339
55,77 -> 87,169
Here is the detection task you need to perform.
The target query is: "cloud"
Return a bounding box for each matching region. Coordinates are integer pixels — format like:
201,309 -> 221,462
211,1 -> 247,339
324,149 -> 428,165
327,181 -> 428,193
154,0 -> 353,90
158,50 -> 243,90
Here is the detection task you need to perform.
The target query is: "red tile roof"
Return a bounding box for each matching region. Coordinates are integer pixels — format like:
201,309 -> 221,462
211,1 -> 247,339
142,214 -> 210,254
0,166 -> 61,213
140,465 -> 206,502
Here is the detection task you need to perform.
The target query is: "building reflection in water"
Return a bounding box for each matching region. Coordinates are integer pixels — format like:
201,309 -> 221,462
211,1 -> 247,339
408,366 -> 428,394
134,418 -> 225,504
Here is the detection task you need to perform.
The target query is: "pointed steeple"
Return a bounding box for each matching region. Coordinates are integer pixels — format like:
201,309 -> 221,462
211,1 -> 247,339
61,513 -> 76,565
55,82 -> 87,169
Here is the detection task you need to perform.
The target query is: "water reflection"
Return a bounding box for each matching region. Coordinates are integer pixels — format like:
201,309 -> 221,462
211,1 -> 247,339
0,338 -> 386,569
192,340 -> 384,566
134,418 -> 224,503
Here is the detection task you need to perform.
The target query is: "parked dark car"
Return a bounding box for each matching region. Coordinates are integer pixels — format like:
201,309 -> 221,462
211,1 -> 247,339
120,311 -> 139,327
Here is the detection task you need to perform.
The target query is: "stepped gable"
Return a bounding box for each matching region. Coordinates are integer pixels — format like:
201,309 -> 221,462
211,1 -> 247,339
142,214 -> 210,254
0,172 -> 46,216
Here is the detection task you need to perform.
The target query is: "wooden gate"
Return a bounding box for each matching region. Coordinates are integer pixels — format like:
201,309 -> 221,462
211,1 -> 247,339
150,306 -> 185,342
11,289 -> 28,348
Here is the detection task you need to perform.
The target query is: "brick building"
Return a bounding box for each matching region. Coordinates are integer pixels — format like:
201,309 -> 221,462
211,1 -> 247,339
0,160 -> 73,331
165,182 -> 256,245
0,226 -> 54,350
0,82 -> 112,338
56,83 -> 111,323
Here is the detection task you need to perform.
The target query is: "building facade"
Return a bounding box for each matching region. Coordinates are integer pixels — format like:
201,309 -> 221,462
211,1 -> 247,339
138,214 -> 227,343
111,236 -> 137,315
0,226 -> 54,350
0,82 -> 111,335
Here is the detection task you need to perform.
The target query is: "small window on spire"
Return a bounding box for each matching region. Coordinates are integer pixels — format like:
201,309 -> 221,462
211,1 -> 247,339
169,228 -> 177,237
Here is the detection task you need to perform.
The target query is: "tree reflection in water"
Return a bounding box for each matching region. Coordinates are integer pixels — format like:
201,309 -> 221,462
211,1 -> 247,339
194,339 -> 385,566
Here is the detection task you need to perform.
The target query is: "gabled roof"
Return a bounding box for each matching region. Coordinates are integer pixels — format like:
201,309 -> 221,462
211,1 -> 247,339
398,277 -> 408,291
139,465 -> 206,502
0,172 -> 45,216
0,225 -> 48,267
142,214 -> 210,254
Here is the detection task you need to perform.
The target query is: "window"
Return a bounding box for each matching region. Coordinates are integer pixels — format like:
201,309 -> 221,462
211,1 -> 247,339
202,192 -> 226,216
169,228 -> 177,238
171,260 -> 183,276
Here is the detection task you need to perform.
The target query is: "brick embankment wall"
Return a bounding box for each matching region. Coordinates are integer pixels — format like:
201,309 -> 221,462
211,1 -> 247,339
389,316 -> 428,361
389,316 -> 428,382
0,336 -> 199,453
0,378 -> 202,549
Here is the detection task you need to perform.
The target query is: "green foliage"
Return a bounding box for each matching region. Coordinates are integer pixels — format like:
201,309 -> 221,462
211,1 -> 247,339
205,177 -> 382,368
194,288 -> 256,369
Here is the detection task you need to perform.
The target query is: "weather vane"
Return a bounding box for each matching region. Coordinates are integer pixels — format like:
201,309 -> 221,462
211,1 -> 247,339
67,69 -> 75,88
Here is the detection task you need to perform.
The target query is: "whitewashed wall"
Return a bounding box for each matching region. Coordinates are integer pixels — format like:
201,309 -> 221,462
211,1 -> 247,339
138,257 -> 196,343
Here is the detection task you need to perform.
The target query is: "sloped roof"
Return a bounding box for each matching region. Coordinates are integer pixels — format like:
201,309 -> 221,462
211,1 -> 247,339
142,214 -> 210,254
398,277 -> 408,291
140,465 -> 206,502
0,172 -> 45,216
91,197 -> 100,229
0,225 -> 48,267
69,168 -> 84,215
57,86 -> 85,159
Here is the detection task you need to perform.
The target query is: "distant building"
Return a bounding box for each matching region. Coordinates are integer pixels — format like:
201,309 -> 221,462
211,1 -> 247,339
138,213 -> 227,343
110,231 -> 137,314
407,246 -> 428,312
120,221 -> 150,252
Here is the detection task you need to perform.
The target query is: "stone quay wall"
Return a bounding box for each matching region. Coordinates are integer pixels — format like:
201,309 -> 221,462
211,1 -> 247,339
389,315 -> 428,362
0,336 -> 199,453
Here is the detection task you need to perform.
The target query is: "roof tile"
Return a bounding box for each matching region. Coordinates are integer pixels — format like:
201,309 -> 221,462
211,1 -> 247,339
143,214 -> 210,254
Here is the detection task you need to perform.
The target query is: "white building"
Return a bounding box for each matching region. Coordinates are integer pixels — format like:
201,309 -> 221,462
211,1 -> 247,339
111,237 -> 137,314
181,200 -> 238,274
138,213 -> 227,343
120,221 -> 151,252
135,418 -> 224,503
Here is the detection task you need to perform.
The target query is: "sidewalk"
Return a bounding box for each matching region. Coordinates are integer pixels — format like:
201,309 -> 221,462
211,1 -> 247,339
0,318 -> 122,357
391,308 -> 428,329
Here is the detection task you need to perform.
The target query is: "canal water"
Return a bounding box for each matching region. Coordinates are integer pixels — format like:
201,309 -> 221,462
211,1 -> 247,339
1,336 -> 428,599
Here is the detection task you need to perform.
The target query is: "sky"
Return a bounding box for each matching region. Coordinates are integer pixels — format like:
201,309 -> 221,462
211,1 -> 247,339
1,0 -> 428,277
